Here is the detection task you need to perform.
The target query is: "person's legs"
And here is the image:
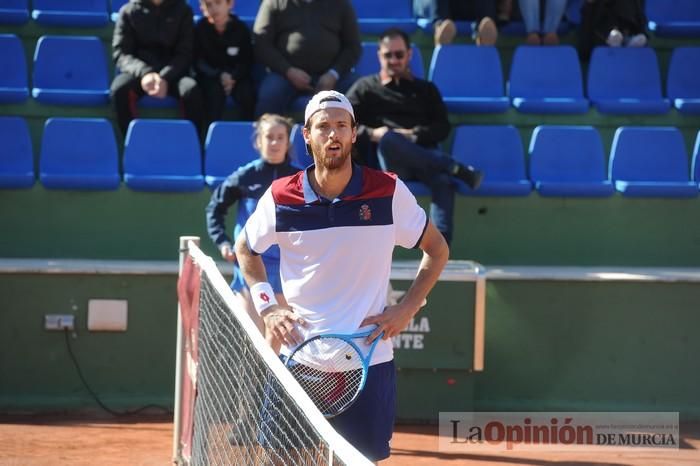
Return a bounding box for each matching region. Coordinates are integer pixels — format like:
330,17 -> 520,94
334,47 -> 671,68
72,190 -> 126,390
328,361 -> 396,462
110,73 -> 143,135
417,169 -> 455,245
542,0 -> 567,34
376,131 -> 453,174
198,75 -> 227,125
175,76 -> 206,137
518,0 -> 540,33
377,131 -> 483,188
254,72 -> 298,117
377,132 -> 474,244
231,78 -> 256,121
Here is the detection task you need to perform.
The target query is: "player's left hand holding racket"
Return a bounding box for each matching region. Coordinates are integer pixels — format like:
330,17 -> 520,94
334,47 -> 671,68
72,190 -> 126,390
285,326 -> 383,418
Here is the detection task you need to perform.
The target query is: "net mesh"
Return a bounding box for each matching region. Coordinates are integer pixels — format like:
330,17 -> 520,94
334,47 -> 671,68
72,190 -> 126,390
182,243 -> 371,466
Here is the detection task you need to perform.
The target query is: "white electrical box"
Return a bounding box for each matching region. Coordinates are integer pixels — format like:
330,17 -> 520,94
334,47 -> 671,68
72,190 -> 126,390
87,299 -> 128,331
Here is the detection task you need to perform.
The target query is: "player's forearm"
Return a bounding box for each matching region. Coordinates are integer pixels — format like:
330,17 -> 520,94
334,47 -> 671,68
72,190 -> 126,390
403,223 -> 449,312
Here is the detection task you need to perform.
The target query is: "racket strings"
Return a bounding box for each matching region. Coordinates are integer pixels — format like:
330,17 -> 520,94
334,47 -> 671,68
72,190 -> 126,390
288,338 -> 365,416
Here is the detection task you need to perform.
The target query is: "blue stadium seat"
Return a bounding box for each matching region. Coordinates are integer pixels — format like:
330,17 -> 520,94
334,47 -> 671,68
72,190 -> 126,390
508,45 -> 589,114
587,47 -> 670,114
0,34 -> 28,103
0,0 -> 29,24
204,121 -> 257,188
32,36 -> 110,106
290,124 -> 312,169
234,0 -> 258,27
646,0 -> 700,37
110,0 -> 128,22
123,119 -> 204,192
693,131 -> 700,187
451,125 -> 531,196
32,0 -> 109,27
609,127 -> 697,198
0,116 -> 34,188
428,45 -> 509,113
354,42 -> 425,79
667,47 -> 700,115
39,118 -> 120,190
529,126 -> 614,197
353,0 -> 417,35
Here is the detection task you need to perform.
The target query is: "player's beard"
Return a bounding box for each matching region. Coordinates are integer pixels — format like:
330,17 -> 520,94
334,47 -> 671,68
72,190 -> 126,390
311,141 -> 351,171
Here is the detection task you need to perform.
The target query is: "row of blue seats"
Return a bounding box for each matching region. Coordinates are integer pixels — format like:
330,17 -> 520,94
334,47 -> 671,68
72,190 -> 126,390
1,0 -> 700,38
2,33 -> 699,115
2,116 -> 700,198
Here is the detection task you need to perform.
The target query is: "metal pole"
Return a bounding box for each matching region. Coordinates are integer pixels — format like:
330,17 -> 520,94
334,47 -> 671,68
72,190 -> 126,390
173,236 -> 199,464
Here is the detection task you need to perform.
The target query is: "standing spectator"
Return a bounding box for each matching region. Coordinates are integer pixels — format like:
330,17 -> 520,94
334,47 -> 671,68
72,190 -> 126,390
205,113 -> 299,352
346,28 -> 483,246
111,0 -> 205,137
518,0 -> 568,45
578,0 -> 648,61
194,0 -> 256,122
413,0 -> 499,46
252,0 -> 362,117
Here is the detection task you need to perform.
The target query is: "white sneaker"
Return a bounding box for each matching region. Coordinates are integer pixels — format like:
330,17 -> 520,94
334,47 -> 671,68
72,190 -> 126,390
606,28 -> 623,47
627,33 -> 647,47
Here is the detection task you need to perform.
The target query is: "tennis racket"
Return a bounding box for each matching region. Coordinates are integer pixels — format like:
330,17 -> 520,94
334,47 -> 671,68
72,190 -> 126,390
284,326 -> 383,418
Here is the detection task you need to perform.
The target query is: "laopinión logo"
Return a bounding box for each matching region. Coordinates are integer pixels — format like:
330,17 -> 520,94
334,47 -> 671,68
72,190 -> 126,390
439,412 -> 679,452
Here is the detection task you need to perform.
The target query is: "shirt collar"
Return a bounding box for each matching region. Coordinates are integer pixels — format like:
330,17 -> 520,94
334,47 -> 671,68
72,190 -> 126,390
379,69 -> 414,86
302,163 -> 363,203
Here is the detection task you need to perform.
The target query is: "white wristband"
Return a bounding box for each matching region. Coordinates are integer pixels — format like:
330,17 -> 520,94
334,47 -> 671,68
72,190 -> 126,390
250,282 -> 278,315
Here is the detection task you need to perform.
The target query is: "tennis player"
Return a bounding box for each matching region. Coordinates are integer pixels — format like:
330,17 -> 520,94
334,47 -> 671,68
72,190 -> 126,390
234,90 -> 449,462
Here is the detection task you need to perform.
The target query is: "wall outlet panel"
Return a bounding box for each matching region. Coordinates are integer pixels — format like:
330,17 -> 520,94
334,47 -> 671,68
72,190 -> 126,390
87,299 -> 128,332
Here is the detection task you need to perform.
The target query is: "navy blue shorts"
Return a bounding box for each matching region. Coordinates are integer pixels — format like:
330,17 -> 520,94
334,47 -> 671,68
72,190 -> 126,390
257,359 -> 396,461
231,258 -> 282,294
329,360 -> 396,461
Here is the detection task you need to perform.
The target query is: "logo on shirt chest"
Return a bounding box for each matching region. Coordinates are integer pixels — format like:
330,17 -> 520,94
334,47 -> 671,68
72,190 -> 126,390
359,204 -> 372,221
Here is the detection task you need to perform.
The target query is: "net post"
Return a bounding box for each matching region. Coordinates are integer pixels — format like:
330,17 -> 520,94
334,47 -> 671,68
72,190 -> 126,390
173,236 -> 199,465
472,262 -> 487,371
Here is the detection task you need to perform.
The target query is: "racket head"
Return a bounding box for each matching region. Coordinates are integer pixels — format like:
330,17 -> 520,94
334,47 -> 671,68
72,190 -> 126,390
285,335 -> 368,418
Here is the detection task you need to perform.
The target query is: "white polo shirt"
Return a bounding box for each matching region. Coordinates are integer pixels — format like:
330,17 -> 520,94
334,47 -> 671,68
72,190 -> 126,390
244,164 -> 427,365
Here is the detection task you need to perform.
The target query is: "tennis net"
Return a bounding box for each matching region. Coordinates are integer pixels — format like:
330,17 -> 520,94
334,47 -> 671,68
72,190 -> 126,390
174,237 -> 372,466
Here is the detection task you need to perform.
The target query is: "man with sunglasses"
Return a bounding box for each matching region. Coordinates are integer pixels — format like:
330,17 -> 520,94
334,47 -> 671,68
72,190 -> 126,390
346,28 -> 483,246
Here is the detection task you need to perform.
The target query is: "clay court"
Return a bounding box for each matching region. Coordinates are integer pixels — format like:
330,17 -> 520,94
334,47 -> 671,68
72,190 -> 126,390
1,414 -> 698,465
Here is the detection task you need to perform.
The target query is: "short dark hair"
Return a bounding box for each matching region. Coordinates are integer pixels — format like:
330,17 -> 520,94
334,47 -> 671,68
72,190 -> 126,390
378,27 -> 410,50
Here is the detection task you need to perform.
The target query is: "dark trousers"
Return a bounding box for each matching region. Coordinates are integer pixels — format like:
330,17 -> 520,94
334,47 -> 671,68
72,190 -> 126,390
110,73 -> 205,137
198,75 -> 255,124
414,0 -> 497,21
376,131 -> 456,244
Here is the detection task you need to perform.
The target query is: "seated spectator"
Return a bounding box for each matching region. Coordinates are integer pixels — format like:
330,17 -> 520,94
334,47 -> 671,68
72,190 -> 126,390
346,28 -> 483,246
578,0 -> 648,60
205,113 -> 299,352
194,0 -> 256,122
413,0 -> 499,46
518,0 -> 568,45
252,0 -> 361,118
111,0 -> 205,137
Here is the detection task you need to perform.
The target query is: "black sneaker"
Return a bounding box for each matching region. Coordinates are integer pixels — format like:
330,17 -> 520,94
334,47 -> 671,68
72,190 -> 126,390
451,162 -> 483,189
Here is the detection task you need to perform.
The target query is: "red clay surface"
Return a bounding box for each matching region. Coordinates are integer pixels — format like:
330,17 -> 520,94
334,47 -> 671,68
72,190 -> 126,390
0,415 -> 698,465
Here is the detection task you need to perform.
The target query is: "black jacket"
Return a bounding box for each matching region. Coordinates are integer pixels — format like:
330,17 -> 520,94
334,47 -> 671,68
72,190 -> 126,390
112,0 -> 194,82
194,14 -> 253,82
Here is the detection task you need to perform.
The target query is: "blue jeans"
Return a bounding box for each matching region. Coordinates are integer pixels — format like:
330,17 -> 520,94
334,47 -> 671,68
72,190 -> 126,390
518,0 -> 567,34
377,131 -> 455,244
254,71 -> 359,117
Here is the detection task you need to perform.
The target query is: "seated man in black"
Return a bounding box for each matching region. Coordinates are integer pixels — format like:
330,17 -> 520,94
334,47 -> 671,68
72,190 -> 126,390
346,28 -> 483,245
111,0 -> 205,137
